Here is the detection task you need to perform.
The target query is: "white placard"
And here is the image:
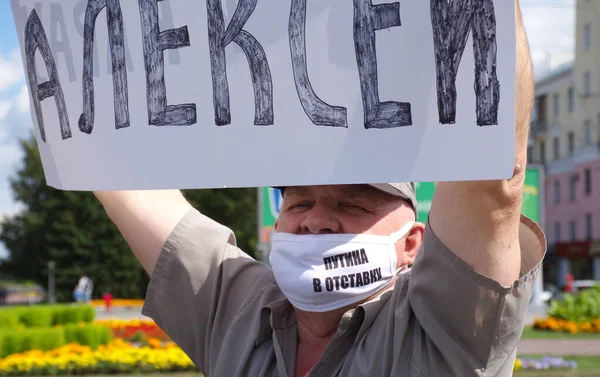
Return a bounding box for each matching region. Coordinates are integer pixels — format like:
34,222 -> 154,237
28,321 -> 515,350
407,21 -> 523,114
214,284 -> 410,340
10,0 -> 516,191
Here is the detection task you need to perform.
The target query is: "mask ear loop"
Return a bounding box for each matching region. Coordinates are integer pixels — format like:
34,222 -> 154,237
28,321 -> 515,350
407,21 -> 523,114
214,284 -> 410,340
390,221 -> 416,243
390,221 -> 416,276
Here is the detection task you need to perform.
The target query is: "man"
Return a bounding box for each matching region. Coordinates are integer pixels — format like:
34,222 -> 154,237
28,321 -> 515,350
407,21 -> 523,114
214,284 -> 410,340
93,2 -> 546,376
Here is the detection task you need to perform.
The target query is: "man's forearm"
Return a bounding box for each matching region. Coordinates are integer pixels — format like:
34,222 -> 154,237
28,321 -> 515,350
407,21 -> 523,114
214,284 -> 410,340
94,190 -> 192,275
512,2 -> 535,183
429,0 -> 535,286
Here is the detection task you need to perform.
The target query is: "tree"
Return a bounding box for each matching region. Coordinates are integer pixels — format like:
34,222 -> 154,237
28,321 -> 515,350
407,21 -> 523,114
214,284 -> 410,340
0,135 -> 258,301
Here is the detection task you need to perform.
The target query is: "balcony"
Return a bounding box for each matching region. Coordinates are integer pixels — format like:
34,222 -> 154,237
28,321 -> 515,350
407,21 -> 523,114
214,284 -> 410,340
573,142 -> 600,164
531,120 -> 548,137
547,156 -> 575,176
547,143 -> 600,176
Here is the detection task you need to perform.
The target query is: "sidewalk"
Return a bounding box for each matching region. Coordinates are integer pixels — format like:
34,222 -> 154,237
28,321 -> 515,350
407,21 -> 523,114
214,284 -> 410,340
94,306 -> 149,320
518,339 -> 600,356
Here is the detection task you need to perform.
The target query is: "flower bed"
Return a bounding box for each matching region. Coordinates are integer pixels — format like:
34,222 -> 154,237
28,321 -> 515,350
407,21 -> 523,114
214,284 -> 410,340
530,285 -> 600,334
96,319 -> 169,341
533,317 -> 600,334
0,324 -> 111,357
0,339 -> 196,376
514,356 -> 577,372
90,299 -> 144,308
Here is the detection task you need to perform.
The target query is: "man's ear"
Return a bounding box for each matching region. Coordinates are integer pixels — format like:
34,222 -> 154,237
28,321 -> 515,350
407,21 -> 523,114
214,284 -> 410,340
401,223 -> 425,266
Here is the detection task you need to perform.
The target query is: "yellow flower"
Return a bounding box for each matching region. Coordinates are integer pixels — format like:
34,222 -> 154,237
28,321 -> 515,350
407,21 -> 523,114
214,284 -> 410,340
513,358 -> 522,371
0,339 -> 196,375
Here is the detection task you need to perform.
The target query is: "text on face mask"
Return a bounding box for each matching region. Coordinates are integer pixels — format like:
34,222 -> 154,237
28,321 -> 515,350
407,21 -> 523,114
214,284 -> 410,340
313,268 -> 383,293
323,249 -> 370,271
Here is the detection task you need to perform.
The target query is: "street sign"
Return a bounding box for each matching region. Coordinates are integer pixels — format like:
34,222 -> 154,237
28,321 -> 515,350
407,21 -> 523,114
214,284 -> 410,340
522,167 -> 541,223
258,187 -> 283,247
415,182 -> 436,223
414,166 -> 544,225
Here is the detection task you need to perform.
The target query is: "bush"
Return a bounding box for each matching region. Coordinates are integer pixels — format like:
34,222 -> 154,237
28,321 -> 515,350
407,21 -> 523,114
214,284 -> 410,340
0,328 -> 66,357
53,305 -> 94,325
548,286 -> 600,323
0,324 -> 111,357
0,305 -> 95,329
0,312 -> 19,330
19,307 -> 54,328
63,324 -> 111,350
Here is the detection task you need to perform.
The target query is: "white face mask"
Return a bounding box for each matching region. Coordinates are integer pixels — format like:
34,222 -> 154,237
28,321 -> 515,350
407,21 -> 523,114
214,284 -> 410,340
269,221 -> 415,313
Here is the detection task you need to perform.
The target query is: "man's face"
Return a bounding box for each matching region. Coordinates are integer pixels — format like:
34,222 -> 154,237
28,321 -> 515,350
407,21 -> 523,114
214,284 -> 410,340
275,185 -> 423,266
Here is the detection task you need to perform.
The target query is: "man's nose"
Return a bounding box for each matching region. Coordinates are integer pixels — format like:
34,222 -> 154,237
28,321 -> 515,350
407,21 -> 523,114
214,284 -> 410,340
300,205 -> 341,234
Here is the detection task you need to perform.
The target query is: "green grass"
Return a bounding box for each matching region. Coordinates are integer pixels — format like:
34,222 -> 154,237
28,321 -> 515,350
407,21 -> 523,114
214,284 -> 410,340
515,356 -> 600,377
521,327 -> 600,340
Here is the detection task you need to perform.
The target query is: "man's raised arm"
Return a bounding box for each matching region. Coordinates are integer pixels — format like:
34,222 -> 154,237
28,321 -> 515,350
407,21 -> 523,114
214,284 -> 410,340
94,190 -> 192,275
428,0 -> 536,286
405,4 -> 545,374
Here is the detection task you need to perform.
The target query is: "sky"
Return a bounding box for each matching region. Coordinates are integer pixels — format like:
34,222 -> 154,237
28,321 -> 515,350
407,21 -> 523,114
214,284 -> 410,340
0,0 -> 577,258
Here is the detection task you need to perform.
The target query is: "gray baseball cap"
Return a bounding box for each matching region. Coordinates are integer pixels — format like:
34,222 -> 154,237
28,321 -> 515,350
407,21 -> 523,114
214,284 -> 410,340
368,183 -> 417,213
276,183 -> 417,213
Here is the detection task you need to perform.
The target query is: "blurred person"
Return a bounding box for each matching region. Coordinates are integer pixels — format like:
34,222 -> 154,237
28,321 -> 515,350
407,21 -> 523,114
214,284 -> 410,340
74,275 -> 92,304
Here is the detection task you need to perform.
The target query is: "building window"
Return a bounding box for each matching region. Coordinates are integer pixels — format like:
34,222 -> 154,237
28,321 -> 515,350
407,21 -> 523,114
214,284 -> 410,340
553,137 -> 560,159
569,174 -> 577,201
586,214 -> 593,240
585,120 -> 592,145
540,141 -> 546,163
527,146 -> 533,163
568,87 -> 575,112
569,220 -> 577,241
568,131 -> 575,156
584,71 -> 592,96
585,23 -> 592,51
553,93 -> 560,117
537,96 -> 547,123
598,113 -> 600,144
554,180 -> 561,204
554,222 -> 561,243
585,168 -> 592,194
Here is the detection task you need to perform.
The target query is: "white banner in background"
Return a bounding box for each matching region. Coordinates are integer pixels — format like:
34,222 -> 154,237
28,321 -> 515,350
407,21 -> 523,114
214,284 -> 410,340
10,0 -> 516,190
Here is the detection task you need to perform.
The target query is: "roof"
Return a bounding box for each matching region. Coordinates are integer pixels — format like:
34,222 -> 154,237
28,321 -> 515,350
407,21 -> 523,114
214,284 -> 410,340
535,61 -> 574,86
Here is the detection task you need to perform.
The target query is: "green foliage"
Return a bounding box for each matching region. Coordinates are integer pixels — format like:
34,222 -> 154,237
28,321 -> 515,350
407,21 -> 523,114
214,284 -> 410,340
0,323 -> 111,357
0,304 -> 95,329
182,188 -> 258,258
548,286 -> 600,323
63,324 -> 111,350
127,331 -> 145,343
18,307 -> 54,328
0,135 -> 258,300
0,312 -> 19,330
52,305 -> 95,325
0,327 -> 66,357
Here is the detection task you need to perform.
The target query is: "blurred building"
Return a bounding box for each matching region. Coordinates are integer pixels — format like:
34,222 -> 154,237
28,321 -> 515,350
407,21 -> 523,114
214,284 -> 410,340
529,0 -> 600,288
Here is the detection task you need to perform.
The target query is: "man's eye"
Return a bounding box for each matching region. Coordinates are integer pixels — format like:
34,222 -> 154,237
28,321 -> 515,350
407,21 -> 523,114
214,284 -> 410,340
340,203 -> 366,212
290,202 -> 312,209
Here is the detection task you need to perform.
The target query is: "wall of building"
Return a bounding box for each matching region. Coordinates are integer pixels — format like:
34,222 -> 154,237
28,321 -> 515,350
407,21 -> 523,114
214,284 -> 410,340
529,0 -> 600,286
545,159 -> 600,244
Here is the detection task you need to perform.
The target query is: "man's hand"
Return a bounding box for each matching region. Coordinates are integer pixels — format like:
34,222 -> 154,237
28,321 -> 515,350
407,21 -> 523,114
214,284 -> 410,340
429,0 -> 534,286
94,190 -> 192,275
